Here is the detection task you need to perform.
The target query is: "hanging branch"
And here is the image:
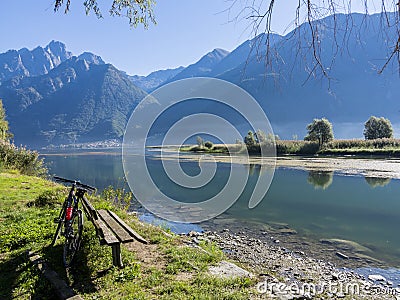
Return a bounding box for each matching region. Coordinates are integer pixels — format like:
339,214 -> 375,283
227,0 -> 400,77
54,0 -> 156,28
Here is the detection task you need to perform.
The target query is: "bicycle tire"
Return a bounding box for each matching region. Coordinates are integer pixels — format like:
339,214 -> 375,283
51,201 -> 67,246
63,209 -> 83,267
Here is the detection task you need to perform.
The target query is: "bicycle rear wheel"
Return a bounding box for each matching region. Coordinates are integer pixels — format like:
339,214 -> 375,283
63,209 -> 83,267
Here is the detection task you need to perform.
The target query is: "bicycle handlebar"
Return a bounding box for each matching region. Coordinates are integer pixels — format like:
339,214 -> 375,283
53,176 -> 96,192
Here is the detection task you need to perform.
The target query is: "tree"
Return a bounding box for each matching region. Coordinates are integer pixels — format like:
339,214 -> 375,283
364,116 -> 393,140
255,129 -> 267,144
244,131 -> 256,147
0,100 -> 10,141
54,0 -> 156,28
196,136 -> 204,148
304,118 -> 334,147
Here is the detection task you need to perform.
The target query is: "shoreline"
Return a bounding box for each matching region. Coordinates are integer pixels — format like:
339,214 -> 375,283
141,207 -> 400,298
41,148 -> 400,179
140,207 -> 400,278
39,146 -> 400,180
187,228 -> 400,299
154,150 -> 400,179
200,216 -> 400,269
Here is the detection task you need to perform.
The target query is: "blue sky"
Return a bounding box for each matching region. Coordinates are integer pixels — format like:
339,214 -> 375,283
0,1 -> 385,76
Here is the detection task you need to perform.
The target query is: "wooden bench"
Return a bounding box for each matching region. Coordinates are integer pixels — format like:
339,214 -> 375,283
81,197 -> 147,268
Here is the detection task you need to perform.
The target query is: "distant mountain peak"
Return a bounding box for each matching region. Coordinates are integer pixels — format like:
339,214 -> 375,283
44,40 -> 72,61
130,66 -> 185,92
207,48 -> 230,59
45,40 -> 67,52
77,52 -> 105,65
165,48 -> 230,83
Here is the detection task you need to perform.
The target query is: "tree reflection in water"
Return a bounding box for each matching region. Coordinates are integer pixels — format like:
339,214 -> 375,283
365,177 -> 391,188
307,170 -> 334,190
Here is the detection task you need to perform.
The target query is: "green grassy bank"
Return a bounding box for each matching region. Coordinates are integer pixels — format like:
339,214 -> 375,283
0,171 -> 255,299
183,138 -> 400,157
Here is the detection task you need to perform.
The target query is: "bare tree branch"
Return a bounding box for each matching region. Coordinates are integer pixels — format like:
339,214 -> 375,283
228,0 -> 400,77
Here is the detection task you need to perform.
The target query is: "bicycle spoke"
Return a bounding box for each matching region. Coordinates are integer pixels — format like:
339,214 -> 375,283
63,210 -> 83,267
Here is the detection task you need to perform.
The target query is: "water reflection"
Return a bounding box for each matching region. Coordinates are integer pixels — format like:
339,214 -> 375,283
307,170 -> 334,190
365,177 -> 392,188
246,163 -> 272,176
42,152 -> 400,266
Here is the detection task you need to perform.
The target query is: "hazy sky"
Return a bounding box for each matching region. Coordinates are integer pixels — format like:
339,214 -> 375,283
0,1 -> 388,76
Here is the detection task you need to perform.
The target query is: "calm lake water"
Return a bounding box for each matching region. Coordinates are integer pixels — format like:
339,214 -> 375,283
42,149 -> 400,268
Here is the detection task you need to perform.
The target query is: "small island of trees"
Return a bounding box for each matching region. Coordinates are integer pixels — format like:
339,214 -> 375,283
184,115 -> 400,157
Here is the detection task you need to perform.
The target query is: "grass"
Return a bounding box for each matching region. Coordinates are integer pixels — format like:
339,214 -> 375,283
0,170 -> 257,299
0,171 -> 62,299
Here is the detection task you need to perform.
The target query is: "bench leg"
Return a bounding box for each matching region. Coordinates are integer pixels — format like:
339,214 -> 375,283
111,244 -> 123,268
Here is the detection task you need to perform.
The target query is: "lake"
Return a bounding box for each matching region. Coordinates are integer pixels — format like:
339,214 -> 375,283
42,149 -> 400,268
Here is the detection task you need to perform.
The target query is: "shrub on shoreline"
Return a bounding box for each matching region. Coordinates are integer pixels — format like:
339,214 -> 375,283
324,138 -> 400,150
276,140 -> 320,155
0,141 -> 47,176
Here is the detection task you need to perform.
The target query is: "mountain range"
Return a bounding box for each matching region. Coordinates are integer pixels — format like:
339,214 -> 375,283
0,42 -> 146,146
0,12 -> 399,147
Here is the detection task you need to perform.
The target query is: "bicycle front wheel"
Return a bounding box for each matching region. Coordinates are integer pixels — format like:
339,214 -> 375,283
63,209 -> 83,267
51,201 -> 67,246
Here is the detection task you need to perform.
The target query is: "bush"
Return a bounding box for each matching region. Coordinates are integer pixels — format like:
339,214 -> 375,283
325,138 -> 400,150
204,141 -> 213,149
276,140 -> 319,155
190,146 -> 206,152
0,141 -> 47,176
101,186 -> 132,211
31,189 -> 65,208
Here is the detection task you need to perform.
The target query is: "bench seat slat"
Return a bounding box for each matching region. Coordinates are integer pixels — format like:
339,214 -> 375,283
107,210 -> 148,244
81,196 -> 98,220
97,210 -> 134,243
93,218 -> 119,245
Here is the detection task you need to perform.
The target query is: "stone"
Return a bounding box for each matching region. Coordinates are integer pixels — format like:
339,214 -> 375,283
368,274 -> 386,281
320,238 -> 372,253
336,252 -> 349,259
208,261 -> 253,278
278,228 -> 298,235
188,230 -> 200,237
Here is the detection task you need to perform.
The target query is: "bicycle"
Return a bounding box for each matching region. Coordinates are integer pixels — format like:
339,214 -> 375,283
51,176 -> 96,267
